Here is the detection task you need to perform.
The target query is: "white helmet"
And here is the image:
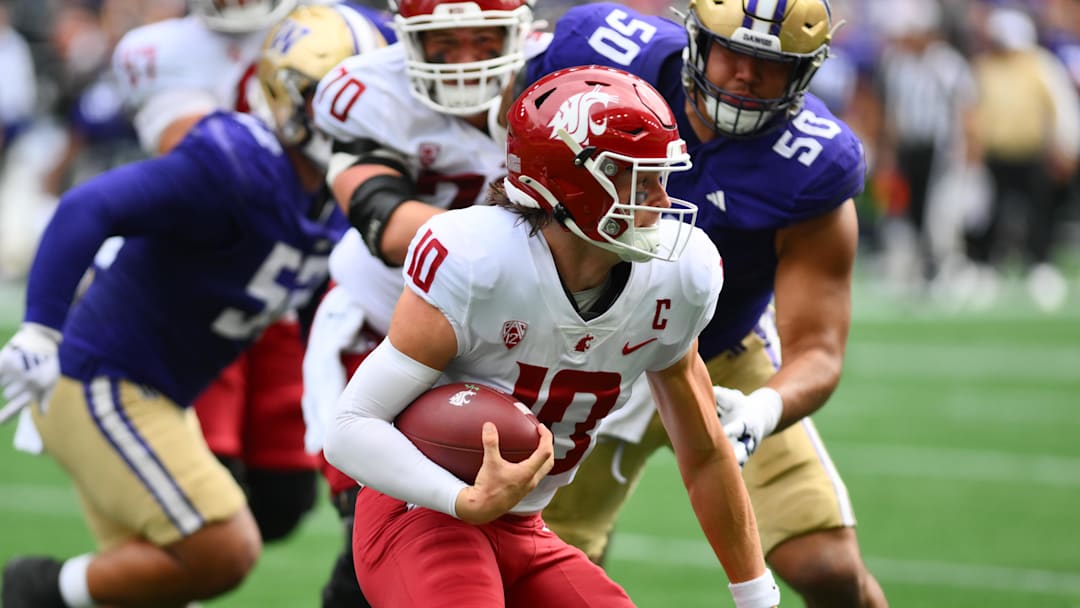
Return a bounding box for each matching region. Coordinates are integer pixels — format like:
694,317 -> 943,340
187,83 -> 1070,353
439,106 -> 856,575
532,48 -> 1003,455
191,0 -> 299,33
389,0 -> 533,116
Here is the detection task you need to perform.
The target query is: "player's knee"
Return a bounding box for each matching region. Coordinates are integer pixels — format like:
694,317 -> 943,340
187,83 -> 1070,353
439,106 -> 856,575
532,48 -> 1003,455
770,536 -> 869,607
247,469 -> 318,542
204,539 -> 260,596
183,512 -> 262,598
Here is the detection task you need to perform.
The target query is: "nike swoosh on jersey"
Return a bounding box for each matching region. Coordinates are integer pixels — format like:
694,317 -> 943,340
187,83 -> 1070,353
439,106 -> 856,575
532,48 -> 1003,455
622,337 -> 658,355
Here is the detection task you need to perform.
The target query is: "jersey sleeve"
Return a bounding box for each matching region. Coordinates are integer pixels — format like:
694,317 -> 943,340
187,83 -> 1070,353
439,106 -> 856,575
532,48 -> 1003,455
649,225 -> 724,372
23,124 -> 248,331
313,49 -> 408,146
524,3 -> 686,90
399,211 -> 500,357
800,114 -> 867,214
112,20 -> 226,153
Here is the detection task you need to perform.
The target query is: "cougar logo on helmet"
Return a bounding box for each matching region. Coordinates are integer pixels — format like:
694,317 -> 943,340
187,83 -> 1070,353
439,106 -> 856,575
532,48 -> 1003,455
548,88 -> 619,146
504,66 -> 697,263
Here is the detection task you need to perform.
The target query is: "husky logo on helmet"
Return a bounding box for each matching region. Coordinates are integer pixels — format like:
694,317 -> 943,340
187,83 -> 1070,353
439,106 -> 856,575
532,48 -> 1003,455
548,87 -> 619,146
257,5 -> 387,165
267,20 -> 310,54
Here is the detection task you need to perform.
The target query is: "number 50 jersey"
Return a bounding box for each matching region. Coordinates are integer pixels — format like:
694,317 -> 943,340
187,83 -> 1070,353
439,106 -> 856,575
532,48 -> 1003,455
525,3 -> 866,358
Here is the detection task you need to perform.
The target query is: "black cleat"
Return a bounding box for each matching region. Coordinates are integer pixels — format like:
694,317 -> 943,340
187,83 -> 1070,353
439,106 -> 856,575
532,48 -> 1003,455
2,556 -> 66,608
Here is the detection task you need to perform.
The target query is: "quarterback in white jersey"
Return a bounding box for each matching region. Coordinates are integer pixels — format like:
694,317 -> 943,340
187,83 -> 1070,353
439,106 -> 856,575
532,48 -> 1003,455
325,66 -> 779,608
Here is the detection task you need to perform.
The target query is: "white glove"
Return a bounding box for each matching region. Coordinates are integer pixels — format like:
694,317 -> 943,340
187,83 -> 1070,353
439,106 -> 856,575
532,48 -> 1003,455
0,323 -> 62,423
713,386 -> 783,467
729,568 -> 781,608
301,285 -> 368,454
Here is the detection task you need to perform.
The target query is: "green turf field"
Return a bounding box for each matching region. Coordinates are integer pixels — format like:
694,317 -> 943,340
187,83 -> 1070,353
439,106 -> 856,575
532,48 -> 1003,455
1,277 -> 1078,607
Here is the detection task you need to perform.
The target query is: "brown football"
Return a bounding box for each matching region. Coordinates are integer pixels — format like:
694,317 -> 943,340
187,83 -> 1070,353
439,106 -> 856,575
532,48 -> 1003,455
395,382 -> 541,485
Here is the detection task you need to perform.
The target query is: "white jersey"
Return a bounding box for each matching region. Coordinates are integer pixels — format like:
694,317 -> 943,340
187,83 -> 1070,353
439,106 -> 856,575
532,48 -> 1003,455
314,44 -> 507,334
112,16 -> 266,152
403,206 -> 724,512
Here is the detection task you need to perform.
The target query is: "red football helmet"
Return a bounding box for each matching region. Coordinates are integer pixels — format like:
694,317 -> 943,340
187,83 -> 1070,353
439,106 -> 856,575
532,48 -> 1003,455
191,0 -> 298,33
504,65 -> 696,263
388,0 -> 534,116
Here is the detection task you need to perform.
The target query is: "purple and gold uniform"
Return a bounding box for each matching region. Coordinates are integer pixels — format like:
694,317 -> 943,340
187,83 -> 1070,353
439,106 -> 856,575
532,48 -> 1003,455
527,3 -> 866,559
26,112 -> 344,548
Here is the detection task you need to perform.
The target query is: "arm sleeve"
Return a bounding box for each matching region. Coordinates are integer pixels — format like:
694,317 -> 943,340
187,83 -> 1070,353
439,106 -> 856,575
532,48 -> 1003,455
24,151 -> 234,330
324,340 -> 469,517
131,88 -> 218,153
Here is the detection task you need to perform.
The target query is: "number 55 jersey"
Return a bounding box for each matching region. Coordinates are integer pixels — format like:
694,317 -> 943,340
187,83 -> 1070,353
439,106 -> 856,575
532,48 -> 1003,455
25,112 -> 346,407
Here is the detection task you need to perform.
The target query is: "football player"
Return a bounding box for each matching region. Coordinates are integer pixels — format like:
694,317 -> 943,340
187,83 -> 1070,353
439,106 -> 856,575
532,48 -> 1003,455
518,2 -> 888,606
303,0 -> 538,604
325,64 -> 779,608
109,0 -> 393,545
0,6 -> 379,607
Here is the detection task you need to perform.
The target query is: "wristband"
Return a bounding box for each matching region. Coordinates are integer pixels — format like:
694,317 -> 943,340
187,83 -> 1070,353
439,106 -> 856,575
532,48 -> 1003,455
729,568 -> 780,608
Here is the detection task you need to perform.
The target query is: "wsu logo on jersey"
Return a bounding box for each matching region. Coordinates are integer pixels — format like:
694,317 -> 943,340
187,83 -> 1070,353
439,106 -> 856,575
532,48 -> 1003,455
548,87 -> 618,145
502,320 -> 528,350
574,334 -> 595,352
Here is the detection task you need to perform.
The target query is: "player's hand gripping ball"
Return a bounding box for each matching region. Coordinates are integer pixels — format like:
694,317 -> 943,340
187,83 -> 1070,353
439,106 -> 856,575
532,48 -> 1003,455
395,383 -> 541,484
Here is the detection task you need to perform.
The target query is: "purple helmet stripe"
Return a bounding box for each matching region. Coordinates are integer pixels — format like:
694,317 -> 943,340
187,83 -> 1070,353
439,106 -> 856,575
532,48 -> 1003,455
743,0 -> 758,29
771,0 -> 789,36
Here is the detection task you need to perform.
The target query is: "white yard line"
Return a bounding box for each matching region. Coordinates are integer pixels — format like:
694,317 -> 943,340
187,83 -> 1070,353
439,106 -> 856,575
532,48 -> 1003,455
607,533 -> 1080,596
3,479 -> 1078,597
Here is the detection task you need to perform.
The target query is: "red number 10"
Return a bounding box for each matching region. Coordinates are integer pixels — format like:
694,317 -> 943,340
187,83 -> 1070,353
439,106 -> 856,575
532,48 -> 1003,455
513,362 -> 622,474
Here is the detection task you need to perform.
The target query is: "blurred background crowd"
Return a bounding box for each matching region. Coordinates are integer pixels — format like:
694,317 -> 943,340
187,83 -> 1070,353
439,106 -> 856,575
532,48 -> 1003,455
2,0 -> 1078,313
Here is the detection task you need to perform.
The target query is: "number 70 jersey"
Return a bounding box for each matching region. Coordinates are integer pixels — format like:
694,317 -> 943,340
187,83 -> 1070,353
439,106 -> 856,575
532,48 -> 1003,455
402,206 -> 724,513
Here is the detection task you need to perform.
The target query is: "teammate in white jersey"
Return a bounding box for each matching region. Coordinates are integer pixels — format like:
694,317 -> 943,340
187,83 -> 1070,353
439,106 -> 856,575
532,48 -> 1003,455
304,1 -> 535,604
324,65 -> 779,608
110,0 -> 391,548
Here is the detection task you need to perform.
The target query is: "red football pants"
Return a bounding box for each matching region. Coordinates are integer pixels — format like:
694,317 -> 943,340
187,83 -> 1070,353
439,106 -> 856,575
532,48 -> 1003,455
352,488 -> 634,607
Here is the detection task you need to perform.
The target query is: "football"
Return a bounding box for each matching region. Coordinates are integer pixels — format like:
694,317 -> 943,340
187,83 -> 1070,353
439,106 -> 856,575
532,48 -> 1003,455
395,382 -> 541,485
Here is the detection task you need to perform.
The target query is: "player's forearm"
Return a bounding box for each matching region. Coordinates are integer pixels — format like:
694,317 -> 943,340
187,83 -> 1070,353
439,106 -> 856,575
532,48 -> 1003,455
766,343 -> 843,429
681,455 -> 767,584
324,340 -> 466,516
24,196 -> 113,329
